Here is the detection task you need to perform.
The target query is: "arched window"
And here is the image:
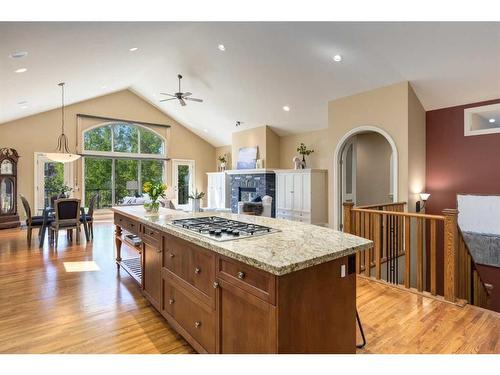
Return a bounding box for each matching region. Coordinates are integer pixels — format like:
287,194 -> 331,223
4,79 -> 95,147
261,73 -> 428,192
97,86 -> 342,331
82,123 -> 166,208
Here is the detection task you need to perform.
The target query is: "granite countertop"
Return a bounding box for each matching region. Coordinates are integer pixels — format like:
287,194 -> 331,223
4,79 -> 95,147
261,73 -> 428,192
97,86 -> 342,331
111,206 -> 373,276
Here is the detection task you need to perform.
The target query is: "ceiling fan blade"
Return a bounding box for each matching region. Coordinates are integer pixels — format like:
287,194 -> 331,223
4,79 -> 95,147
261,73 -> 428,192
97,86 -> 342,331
159,98 -> 177,102
185,97 -> 203,103
160,93 -> 176,97
179,98 -> 187,106
183,92 -> 192,97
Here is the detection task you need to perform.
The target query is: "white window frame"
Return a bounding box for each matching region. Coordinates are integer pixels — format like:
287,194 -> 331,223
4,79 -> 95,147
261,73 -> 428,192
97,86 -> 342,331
464,103 -> 500,137
172,159 -> 196,210
81,122 -> 167,208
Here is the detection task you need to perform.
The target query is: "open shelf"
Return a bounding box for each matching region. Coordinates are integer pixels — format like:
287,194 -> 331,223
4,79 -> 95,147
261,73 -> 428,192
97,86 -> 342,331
118,257 -> 142,285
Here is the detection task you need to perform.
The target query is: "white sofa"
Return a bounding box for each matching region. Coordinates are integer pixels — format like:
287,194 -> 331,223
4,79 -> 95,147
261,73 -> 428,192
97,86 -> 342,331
237,195 -> 272,217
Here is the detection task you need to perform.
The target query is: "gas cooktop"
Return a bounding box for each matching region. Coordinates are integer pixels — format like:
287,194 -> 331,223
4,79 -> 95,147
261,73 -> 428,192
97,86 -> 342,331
171,216 -> 280,242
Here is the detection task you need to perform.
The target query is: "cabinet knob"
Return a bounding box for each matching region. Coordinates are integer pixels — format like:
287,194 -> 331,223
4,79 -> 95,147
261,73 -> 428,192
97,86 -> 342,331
194,321 -> 201,328
237,271 -> 245,280
156,248 -> 162,253
169,253 -> 175,258
195,267 -> 201,274
169,298 -> 175,304
213,281 -> 219,289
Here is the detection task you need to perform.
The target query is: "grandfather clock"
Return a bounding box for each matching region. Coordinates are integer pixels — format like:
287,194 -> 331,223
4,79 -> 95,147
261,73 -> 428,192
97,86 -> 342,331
0,148 -> 20,229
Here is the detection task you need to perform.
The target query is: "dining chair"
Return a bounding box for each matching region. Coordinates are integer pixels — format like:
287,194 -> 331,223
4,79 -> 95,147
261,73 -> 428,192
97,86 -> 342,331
20,194 -> 47,245
50,198 -> 82,248
81,194 -> 97,240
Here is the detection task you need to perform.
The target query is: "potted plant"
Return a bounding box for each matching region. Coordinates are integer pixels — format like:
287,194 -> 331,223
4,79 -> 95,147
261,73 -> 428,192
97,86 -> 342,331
218,154 -> 227,171
296,143 -> 314,168
189,189 -> 205,213
143,181 -> 167,214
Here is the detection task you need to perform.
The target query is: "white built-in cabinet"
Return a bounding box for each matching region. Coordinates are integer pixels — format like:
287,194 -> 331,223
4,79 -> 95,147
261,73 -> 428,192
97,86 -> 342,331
275,169 -> 328,225
207,172 -> 230,209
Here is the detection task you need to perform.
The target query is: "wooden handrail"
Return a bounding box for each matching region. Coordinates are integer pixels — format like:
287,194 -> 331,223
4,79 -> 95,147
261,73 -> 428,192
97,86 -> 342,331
355,202 -> 407,209
343,201 -> 490,308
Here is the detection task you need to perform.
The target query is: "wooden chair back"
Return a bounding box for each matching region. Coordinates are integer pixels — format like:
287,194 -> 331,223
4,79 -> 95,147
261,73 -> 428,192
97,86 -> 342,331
54,198 -> 81,225
19,194 -> 32,224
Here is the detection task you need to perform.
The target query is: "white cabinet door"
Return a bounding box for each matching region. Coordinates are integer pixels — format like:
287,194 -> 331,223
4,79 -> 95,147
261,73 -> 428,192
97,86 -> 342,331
301,173 -> 311,212
292,174 -> 303,211
276,174 -> 286,210
284,174 -> 294,210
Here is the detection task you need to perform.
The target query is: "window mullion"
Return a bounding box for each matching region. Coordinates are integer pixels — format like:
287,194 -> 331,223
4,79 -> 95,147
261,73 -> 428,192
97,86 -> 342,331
111,158 -> 116,205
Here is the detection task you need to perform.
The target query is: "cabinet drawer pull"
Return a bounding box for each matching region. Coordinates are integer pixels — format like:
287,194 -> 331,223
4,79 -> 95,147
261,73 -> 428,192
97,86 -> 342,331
213,281 -> 219,289
169,298 -> 175,304
169,253 -> 175,258
156,248 -> 162,253
237,271 -> 245,280
195,267 -> 201,274
194,321 -> 201,328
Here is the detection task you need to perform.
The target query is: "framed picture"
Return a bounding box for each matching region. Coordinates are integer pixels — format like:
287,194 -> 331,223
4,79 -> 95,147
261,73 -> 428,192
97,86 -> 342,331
236,147 -> 258,169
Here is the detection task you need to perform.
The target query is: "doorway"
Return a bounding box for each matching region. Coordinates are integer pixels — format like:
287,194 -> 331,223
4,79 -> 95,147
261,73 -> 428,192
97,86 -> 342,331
34,153 -> 73,212
172,159 -> 195,210
334,126 -> 398,230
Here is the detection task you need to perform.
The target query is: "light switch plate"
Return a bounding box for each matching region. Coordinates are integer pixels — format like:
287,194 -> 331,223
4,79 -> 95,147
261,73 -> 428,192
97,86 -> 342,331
341,264 -> 346,278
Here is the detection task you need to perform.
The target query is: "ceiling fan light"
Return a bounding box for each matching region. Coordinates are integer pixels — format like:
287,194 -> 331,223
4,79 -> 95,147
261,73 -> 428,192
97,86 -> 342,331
45,152 -> 81,163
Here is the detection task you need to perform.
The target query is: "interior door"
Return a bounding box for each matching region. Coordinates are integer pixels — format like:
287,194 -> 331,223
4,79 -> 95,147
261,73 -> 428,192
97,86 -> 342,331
35,153 -> 73,212
341,138 -> 356,204
172,159 -> 195,210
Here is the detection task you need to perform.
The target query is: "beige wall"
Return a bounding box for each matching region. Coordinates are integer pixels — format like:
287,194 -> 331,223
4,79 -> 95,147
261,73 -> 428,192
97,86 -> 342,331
231,125 -> 280,169
355,133 -> 392,206
279,81 -> 426,227
0,90 -> 216,217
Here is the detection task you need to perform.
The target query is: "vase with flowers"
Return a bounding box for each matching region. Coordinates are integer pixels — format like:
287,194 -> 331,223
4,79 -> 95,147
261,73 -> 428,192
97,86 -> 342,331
188,189 -> 205,213
296,143 -> 314,169
143,181 -> 167,214
218,154 -> 227,171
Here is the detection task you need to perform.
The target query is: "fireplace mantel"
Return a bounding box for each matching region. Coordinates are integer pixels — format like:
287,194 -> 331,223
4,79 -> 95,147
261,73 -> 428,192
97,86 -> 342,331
225,169 -> 276,175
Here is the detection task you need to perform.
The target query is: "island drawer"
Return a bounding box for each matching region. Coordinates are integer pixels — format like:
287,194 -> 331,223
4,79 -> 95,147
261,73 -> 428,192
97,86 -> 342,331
217,256 -> 276,304
115,214 -> 140,235
163,234 -> 216,303
163,279 -> 216,353
141,225 -> 161,247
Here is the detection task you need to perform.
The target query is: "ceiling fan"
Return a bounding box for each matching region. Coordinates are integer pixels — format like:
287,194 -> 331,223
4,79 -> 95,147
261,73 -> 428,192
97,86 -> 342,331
159,74 -> 203,106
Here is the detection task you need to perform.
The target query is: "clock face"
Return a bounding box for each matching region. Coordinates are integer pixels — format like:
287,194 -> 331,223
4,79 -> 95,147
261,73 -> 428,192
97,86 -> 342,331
1,160 -> 13,175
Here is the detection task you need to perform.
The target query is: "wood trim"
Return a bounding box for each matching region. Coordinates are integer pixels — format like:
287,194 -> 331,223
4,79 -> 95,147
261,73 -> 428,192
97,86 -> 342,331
430,220 -> 437,296
417,218 -> 424,292
352,207 -> 445,220
404,216 -> 411,289
77,113 -> 171,128
443,209 -> 458,303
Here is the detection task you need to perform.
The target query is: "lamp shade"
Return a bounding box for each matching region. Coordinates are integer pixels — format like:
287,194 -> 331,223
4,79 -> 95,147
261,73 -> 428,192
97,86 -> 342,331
45,152 -> 81,163
419,193 -> 430,201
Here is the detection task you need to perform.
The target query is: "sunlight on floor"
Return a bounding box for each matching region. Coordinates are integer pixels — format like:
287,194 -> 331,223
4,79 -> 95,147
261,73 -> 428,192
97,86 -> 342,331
63,261 -> 101,272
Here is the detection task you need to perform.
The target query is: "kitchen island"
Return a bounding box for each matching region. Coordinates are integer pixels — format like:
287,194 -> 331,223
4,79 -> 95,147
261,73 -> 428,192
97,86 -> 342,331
111,206 -> 372,353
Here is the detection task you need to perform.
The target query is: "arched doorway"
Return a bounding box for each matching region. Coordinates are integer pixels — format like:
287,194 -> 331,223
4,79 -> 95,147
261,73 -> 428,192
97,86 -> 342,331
333,126 -> 398,230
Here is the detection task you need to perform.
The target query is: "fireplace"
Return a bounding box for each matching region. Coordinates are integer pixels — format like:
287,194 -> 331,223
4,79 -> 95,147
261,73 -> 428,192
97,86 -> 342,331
239,187 -> 258,202
228,171 -> 276,217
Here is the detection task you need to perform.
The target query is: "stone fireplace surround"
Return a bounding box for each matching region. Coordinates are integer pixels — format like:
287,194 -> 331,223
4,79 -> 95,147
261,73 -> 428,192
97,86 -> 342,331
227,169 -> 276,217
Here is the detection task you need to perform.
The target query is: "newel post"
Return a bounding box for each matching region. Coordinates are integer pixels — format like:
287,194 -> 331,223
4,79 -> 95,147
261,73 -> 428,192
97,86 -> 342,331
343,202 -> 354,234
443,209 -> 459,303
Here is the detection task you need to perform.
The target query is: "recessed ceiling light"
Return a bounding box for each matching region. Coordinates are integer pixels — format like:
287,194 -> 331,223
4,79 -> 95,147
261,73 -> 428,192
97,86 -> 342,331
283,106 -> 290,112
218,44 -> 226,51
489,118 -> 496,123
101,85 -> 107,89
9,51 -> 28,59
15,68 -> 27,73
203,129 -> 208,133
333,54 -> 343,62
20,105 -> 29,109
129,47 -> 139,52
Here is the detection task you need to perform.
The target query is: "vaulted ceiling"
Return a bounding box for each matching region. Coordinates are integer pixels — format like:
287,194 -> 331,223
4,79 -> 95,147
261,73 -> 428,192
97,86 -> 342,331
2,22 -> 500,146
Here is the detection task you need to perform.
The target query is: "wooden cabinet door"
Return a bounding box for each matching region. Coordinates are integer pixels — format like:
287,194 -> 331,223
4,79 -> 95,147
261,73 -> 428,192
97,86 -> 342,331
143,241 -> 162,309
217,279 -> 277,353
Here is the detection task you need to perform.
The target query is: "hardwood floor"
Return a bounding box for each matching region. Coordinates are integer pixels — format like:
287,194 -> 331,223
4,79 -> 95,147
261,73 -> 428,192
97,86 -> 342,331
0,223 -> 498,354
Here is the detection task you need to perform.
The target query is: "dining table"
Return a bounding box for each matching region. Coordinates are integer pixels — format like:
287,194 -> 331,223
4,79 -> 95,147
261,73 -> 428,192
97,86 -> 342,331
38,206 -> 90,247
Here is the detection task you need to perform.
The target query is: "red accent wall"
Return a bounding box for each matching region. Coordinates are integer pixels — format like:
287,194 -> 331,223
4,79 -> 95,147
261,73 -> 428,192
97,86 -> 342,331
426,98 -> 500,311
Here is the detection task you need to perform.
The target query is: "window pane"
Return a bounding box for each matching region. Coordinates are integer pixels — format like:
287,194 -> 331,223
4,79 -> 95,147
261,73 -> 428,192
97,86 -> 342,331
115,159 -> 139,203
140,128 -> 164,154
84,157 -> 112,209
113,124 -> 138,153
44,161 -> 65,208
84,125 -> 112,152
177,165 -> 190,205
141,160 -> 164,187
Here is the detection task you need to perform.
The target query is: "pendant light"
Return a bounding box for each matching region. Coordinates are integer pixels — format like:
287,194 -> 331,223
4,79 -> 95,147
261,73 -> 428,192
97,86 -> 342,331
45,82 -> 81,163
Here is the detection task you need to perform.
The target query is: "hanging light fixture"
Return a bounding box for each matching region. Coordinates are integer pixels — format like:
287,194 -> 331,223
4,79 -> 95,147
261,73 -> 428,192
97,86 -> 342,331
45,82 -> 81,163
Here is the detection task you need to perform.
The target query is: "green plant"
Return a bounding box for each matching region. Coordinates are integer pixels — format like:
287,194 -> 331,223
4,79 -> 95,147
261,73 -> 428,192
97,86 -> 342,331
297,143 -> 314,156
188,189 -> 205,200
218,154 -> 227,164
143,181 -> 167,202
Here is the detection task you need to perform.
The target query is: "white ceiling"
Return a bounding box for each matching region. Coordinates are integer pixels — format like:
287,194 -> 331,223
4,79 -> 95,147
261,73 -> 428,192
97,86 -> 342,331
2,22 -> 500,146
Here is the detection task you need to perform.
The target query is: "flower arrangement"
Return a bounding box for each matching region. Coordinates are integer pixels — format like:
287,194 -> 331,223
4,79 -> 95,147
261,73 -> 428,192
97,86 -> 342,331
296,143 -> 314,168
188,189 -> 205,213
218,154 -> 228,171
143,181 -> 167,214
